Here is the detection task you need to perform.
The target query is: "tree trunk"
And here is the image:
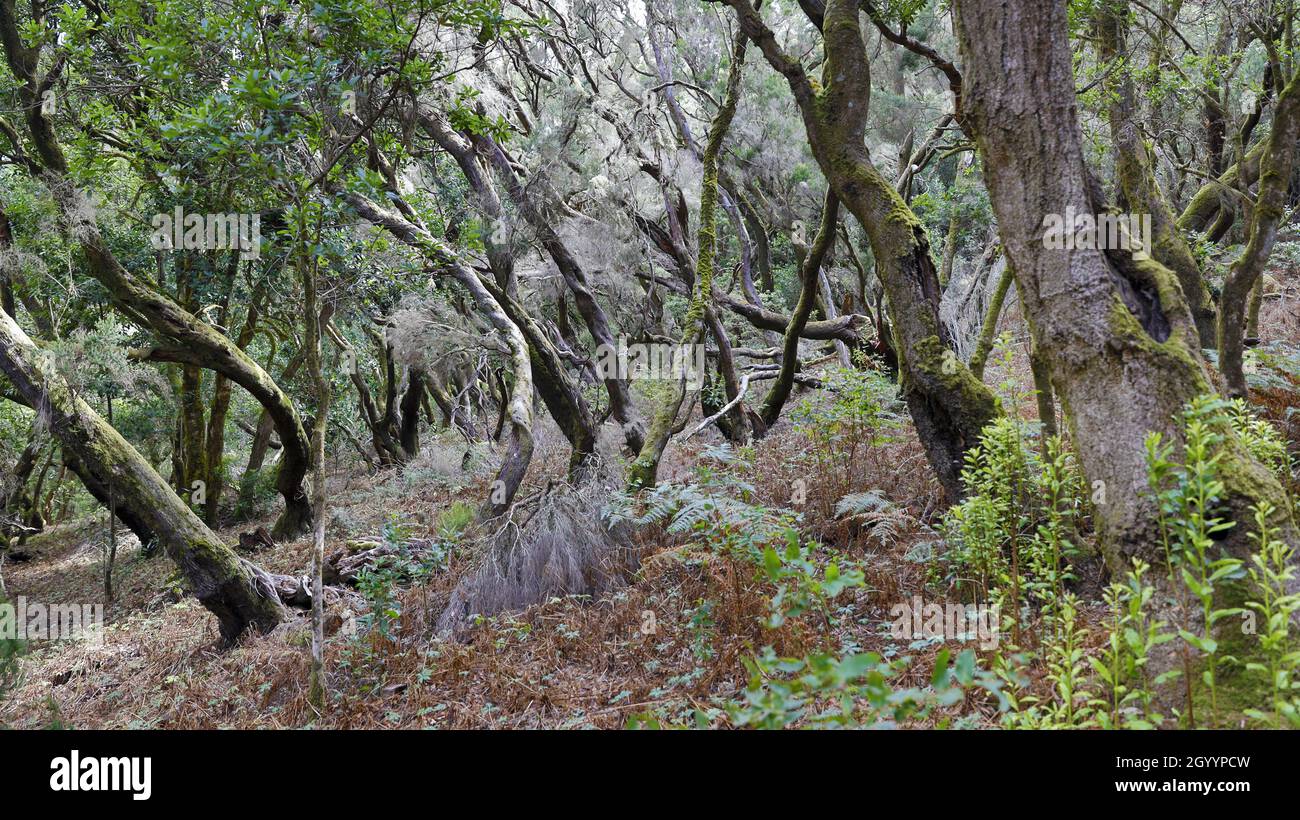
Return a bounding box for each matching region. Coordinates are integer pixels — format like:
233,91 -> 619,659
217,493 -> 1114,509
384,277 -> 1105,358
760,192 -> 839,427
0,3 -> 313,538
967,260 -> 1014,381
1177,139 -> 1266,235
725,0 -> 1000,500
300,244 -> 331,709
628,27 -> 748,488
339,191 -> 535,517
0,309 -> 282,643
955,0 -> 1293,564
1217,70 -> 1300,396
475,134 -> 646,454
1097,1 -> 1217,349
398,368 -> 424,459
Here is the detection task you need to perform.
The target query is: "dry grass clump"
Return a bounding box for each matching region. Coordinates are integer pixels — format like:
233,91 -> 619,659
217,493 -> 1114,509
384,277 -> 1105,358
435,469 -> 640,636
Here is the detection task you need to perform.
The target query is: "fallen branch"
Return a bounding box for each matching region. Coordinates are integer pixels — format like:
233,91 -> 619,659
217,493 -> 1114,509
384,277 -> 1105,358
684,372 -> 752,441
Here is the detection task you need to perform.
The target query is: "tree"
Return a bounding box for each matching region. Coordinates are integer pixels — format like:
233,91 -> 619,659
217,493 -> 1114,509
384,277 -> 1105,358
1217,67 -> 1300,396
0,0 -> 315,537
721,0 -> 1000,500
954,0 -> 1294,565
0,308 -> 283,642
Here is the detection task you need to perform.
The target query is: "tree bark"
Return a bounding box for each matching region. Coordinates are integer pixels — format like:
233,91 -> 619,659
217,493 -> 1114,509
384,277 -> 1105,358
0,309 -> 283,642
955,0 -> 1293,564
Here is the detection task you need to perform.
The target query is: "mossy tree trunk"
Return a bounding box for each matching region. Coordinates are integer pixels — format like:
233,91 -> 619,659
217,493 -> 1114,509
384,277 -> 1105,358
1217,70 -> 1300,396
967,260 -> 1013,381
628,27 -> 749,488
1097,1 -> 1218,349
955,0 -> 1294,564
0,309 -> 283,642
724,0 -> 1000,499
759,192 -> 839,427
1177,139 -> 1266,237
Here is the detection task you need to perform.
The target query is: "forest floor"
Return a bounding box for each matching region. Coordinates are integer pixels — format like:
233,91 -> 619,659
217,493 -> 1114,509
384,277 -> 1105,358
3,270 -> 1298,729
0,398 -> 1010,728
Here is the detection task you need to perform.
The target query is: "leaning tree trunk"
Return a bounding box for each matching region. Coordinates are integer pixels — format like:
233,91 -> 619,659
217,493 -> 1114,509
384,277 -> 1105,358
91,226 -> 313,538
340,191 -> 535,517
725,0 -> 999,500
954,0 -> 1293,566
760,192 -> 839,427
421,109 -> 598,472
478,135 -> 647,454
0,309 -> 283,642
628,27 -> 748,488
1217,70 -> 1300,396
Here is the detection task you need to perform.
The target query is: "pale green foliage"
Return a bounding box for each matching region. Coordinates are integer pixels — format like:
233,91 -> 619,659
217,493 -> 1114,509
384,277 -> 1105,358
1225,398 -> 1293,487
1145,395 -> 1245,727
1091,560 -> 1174,729
791,364 -> 904,500
1241,502 -> 1300,728
1142,394 -> 1300,727
728,645 -> 986,729
941,416 -> 1084,630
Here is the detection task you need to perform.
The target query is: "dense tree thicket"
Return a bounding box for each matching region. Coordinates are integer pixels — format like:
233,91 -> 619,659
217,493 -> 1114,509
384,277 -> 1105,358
2,0 -> 1299,729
